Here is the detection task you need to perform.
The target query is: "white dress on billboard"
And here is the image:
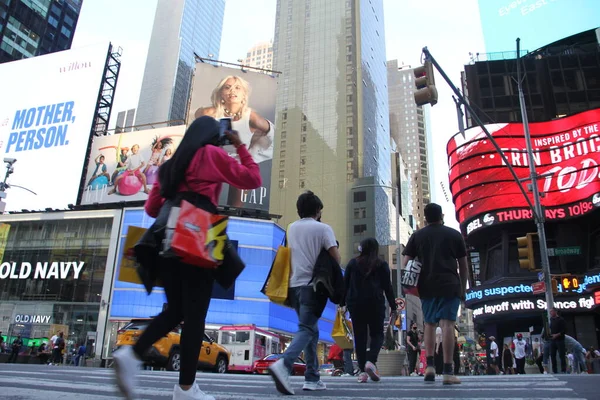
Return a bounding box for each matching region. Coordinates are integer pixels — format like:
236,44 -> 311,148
222,108 -> 274,164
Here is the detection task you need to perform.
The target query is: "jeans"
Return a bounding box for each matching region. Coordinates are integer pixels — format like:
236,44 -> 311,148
408,350 -> 418,374
572,347 -> 586,373
133,258 -> 214,385
282,286 -> 327,382
7,349 -> 19,363
343,348 -> 354,374
349,305 -> 385,372
550,339 -> 566,373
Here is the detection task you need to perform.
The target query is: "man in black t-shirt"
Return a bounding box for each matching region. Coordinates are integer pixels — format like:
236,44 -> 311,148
402,203 -> 468,385
407,322 -> 420,376
549,307 -> 567,373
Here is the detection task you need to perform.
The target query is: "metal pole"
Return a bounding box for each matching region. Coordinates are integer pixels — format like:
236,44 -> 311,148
516,39 -> 555,316
421,47 -> 538,215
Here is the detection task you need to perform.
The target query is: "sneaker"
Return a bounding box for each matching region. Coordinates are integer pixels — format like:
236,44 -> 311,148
268,358 -> 294,395
443,374 -> 461,385
302,381 -> 326,391
341,373 -> 353,377
357,372 -> 368,383
543,371 -> 548,375
410,372 -> 418,377
424,366 -> 436,383
173,383 -> 215,400
113,346 -> 142,400
365,361 -> 380,382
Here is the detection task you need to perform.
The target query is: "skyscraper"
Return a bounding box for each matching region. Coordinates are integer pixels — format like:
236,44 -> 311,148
0,0 -> 82,63
135,0 -> 226,126
387,60 -> 431,228
271,0 -> 392,262
244,40 -> 273,71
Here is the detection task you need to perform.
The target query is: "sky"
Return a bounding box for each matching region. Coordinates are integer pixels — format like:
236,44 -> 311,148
70,0 -> 488,230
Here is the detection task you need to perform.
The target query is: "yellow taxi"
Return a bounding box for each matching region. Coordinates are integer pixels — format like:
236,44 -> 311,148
115,319 -> 230,373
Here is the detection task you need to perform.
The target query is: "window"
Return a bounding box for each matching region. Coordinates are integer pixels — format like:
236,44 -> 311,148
300,157 -> 306,165
299,180 -> 306,189
353,191 -> 366,202
279,160 -> 285,168
280,150 -> 286,158
60,26 -> 71,38
347,149 -> 353,158
301,135 -> 307,143
282,112 -> 287,120
281,130 -> 286,139
354,207 -> 366,219
346,127 -> 353,136
278,179 -> 286,189
278,170 -> 285,178
353,224 -> 367,236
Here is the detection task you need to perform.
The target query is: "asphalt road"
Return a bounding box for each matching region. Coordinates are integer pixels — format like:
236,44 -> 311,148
0,363 -> 597,399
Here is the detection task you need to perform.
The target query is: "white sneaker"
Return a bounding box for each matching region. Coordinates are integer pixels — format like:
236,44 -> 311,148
173,383 -> 215,400
113,346 -> 142,400
410,372 -> 417,377
543,371 -> 548,374
302,380 -> 326,391
268,358 -> 294,395
365,361 -> 380,382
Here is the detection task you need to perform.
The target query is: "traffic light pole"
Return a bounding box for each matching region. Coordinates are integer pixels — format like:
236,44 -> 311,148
516,38 -> 554,316
420,46 -> 555,319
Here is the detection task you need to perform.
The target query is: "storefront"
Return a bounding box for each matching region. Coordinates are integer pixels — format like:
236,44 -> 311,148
0,210 -> 121,357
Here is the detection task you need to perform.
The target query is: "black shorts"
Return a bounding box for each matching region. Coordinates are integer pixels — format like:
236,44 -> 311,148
489,357 -> 498,365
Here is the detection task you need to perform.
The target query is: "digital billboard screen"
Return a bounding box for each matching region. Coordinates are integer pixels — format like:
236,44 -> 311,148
478,0 -> 600,53
79,126 -> 185,205
447,108 -> 600,237
0,43 -> 110,211
187,64 -> 277,212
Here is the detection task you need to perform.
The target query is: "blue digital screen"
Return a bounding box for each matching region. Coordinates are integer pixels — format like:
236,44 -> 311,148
478,0 -> 600,53
110,209 -> 336,342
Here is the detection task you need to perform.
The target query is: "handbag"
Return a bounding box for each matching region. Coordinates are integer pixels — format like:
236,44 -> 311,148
214,240 -> 245,289
332,309 -> 354,350
164,199 -> 229,268
260,234 -> 291,305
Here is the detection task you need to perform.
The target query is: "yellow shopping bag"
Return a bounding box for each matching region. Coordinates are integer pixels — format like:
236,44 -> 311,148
118,226 -> 147,284
260,244 -> 291,305
332,309 -> 354,350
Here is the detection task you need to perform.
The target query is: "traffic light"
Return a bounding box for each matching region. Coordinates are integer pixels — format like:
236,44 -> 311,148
551,278 -> 558,294
413,60 -> 438,106
516,233 -> 537,270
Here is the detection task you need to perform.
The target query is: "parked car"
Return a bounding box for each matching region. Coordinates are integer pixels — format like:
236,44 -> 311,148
253,354 -> 306,375
115,319 -> 230,373
320,361 -> 359,376
319,363 -> 335,376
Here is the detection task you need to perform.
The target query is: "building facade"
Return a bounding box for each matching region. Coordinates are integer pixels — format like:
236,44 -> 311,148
134,0 -> 226,126
114,108 -> 136,133
387,60 -> 431,228
244,40 -> 273,71
270,0 -> 392,263
0,0 -> 82,63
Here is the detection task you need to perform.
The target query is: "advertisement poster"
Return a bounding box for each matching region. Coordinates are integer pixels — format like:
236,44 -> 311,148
447,108 -> 600,236
0,223 -> 10,263
79,126 -> 185,205
187,63 -> 277,212
0,43 -> 110,212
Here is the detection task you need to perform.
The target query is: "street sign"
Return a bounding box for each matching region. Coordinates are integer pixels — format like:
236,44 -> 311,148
538,272 -> 544,282
395,298 -> 406,311
532,281 -> 546,295
548,247 -> 581,257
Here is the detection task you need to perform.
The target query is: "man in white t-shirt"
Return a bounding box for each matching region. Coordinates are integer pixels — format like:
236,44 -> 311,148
513,333 -> 527,374
489,336 -> 500,374
269,191 -> 340,395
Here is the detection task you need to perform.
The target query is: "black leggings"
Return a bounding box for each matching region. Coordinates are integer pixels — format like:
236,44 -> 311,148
133,258 -> 214,385
350,307 -> 385,372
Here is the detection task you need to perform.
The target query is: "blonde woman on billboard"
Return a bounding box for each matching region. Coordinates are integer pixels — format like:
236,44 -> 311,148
194,75 -> 274,163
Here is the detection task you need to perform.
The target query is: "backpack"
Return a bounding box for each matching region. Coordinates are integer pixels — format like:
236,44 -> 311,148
56,337 -> 65,350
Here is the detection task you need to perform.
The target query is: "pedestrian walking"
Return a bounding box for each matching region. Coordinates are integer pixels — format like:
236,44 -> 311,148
407,322 -> 420,376
342,348 -> 355,376
52,332 -> 65,365
549,307 -> 567,374
488,336 -> 500,375
402,203 -> 469,385
564,335 -> 587,374
503,344 -> 515,374
343,237 -> 397,383
112,116 -> 262,400
513,334 -> 527,374
7,335 -> 22,363
268,191 -> 341,395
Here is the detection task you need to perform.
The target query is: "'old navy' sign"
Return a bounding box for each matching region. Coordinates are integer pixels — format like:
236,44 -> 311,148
14,314 -> 51,324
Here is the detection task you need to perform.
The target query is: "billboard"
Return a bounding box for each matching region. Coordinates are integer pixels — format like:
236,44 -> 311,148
478,0 -> 600,53
447,108 -> 600,236
0,43 -> 110,212
79,126 -> 185,205
187,64 -> 277,212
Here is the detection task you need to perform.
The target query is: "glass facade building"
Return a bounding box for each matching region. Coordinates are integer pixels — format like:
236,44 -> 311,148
270,0 -> 392,262
0,209 -> 121,358
134,0 -> 226,126
0,0 -> 82,63
387,60 -> 431,228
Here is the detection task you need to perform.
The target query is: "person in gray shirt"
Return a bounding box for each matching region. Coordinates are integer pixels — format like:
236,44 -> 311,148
564,335 -> 587,374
